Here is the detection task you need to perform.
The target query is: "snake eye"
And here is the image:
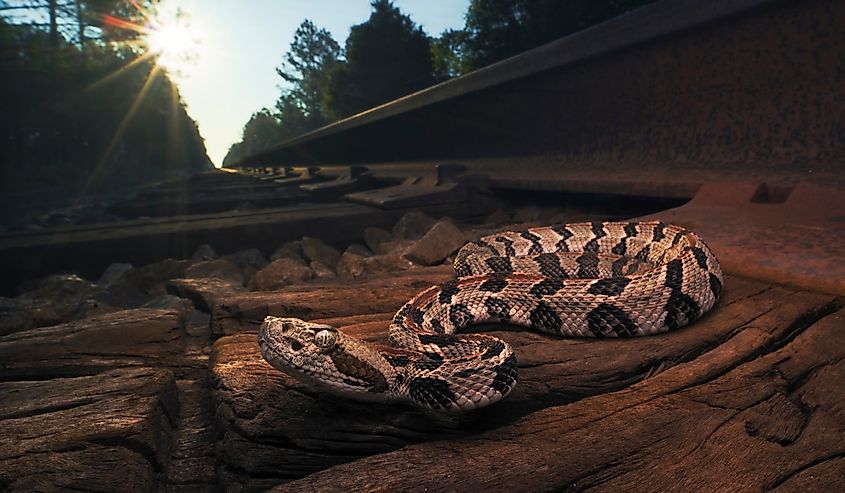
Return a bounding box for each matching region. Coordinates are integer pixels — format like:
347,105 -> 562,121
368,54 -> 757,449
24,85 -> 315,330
313,329 -> 338,349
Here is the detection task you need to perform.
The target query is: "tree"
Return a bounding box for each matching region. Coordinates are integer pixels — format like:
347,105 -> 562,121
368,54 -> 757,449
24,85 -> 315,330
460,0 -> 658,72
225,2 -> 438,164
223,19 -> 341,164
431,29 -> 466,81
0,0 -> 139,50
322,0 -> 434,119
460,0 -> 526,71
222,109 -> 283,166
276,19 -> 340,128
0,4 -> 212,208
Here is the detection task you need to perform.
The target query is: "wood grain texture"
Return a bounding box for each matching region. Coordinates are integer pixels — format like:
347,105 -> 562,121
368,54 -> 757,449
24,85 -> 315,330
208,273 -> 842,491
0,308 -> 185,380
272,307 -> 844,492
0,368 -> 178,492
211,266 -> 454,335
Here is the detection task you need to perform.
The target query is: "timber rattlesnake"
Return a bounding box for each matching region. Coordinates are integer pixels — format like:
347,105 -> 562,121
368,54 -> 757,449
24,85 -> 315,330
259,221 -> 722,412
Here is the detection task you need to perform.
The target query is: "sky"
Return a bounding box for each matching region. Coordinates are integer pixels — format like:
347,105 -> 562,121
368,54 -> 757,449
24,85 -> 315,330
161,0 -> 471,166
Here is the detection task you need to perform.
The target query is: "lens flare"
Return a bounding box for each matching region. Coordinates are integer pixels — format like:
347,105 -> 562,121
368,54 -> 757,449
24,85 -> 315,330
84,2 -> 204,188
145,8 -> 201,76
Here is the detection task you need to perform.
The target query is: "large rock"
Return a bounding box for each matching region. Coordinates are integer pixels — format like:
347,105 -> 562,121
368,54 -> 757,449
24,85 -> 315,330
0,306 -> 34,337
337,249 -> 416,278
336,251 -> 367,279
190,243 -> 218,262
404,220 -> 467,266
225,248 -> 270,269
98,263 -> 134,287
374,239 -> 414,255
345,243 -> 374,257
0,274 -> 100,335
301,237 -> 342,268
310,261 -> 336,279
15,273 -> 97,299
224,248 -> 270,280
142,294 -> 194,316
249,258 -> 314,292
336,244 -> 376,279
0,367 -> 178,492
363,252 -> 416,273
167,277 -> 246,312
123,259 -> 191,296
185,259 -> 245,285
270,241 -> 306,264
392,211 -> 437,240
92,270 -> 152,311
363,227 -> 392,252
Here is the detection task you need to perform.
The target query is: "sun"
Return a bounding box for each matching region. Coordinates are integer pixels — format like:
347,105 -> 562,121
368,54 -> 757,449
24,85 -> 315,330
144,7 -> 201,76
87,2 -> 208,184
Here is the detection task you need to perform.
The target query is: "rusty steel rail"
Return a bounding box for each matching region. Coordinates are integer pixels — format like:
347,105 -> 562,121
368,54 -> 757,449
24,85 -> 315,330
230,0 -> 844,192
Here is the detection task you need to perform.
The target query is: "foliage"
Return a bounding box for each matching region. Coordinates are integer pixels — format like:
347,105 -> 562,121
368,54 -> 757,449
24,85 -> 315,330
431,29 -> 465,82
222,110 -> 285,167
276,19 -> 341,127
460,0 -> 658,71
224,1 -> 440,165
223,18 -> 342,166
221,0 -> 659,166
0,0 -> 147,47
0,5 -> 212,206
322,0 -> 433,120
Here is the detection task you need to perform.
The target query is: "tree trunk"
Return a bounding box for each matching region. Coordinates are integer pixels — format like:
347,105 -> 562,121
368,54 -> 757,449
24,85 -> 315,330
75,0 -> 86,61
48,0 -> 58,47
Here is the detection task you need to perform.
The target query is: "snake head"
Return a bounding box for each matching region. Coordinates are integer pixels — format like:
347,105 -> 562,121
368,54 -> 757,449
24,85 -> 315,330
258,316 -> 398,400
258,317 -> 338,362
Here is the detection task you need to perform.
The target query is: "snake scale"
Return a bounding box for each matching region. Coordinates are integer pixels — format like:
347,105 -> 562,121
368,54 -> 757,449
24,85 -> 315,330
258,221 -> 723,412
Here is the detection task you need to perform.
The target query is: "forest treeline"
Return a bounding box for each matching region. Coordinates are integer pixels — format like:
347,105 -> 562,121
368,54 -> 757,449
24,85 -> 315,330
223,0 -> 656,166
0,0 -> 657,202
0,0 -> 211,204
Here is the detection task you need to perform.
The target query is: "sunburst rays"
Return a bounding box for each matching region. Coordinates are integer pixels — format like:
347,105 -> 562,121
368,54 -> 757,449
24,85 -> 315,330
82,0 -> 201,191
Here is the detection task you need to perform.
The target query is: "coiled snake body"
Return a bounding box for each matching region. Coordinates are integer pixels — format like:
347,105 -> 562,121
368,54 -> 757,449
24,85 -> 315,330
259,221 -> 723,412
